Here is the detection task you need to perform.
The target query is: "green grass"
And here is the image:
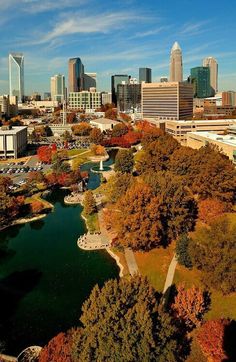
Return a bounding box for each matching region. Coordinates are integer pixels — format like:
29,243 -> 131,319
71,150 -> 93,170
67,149 -> 87,157
82,212 -> 100,233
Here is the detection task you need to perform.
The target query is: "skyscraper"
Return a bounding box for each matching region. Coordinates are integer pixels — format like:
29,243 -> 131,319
50,74 -> 65,102
203,57 -> 218,94
111,75 -> 129,105
68,58 -> 84,93
84,73 -> 97,91
9,53 -> 24,102
139,68 -> 152,83
190,67 -> 213,98
169,42 -> 183,82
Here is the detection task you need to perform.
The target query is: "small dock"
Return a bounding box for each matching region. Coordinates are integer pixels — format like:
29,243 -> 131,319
77,232 -> 110,250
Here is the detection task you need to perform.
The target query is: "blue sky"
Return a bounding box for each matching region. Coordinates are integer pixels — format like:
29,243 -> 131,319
0,0 -> 235,95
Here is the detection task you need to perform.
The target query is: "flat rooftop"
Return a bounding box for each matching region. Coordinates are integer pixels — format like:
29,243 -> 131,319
166,119 -> 236,124
189,131 -> 236,147
90,118 -> 119,125
0,126 -> 27,135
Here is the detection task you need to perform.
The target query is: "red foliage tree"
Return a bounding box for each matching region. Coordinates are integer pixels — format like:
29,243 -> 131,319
37,146 -> 53,164
172,284 -> 207,329
45,172 -> 58,186
198,198 -> 225,224
197,319 -> 229,362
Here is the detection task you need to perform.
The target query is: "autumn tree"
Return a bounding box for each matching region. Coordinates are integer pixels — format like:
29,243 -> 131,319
168,146 -> 198,178
189,216 -> 236,294
103,172 -> 134,203
112,183 -> 163,250
143,171 -> 197,242
104,107 -> 117,120
175,234 -> 192,268
136,135 -> 180,174
83,190 -> 97,215
141,127 -> 164,147
89,127 -> 103,144
114,149 -> 134,173
30,200 -> 44,214
198,198 -> 225,224
196,319 -> 230,362
37,145 -> 53,164
191,145 -> 236,205
62,130 -> 72,142
111,122 -> 128,137
74,277 -> 183,362
39,329 -> 80,362
172,284 -> 207,329
71,122 -> 91,136
90,144 -> 106,156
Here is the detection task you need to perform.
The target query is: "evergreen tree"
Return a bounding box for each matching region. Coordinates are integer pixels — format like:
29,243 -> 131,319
83,190 -> 97,215
114,149 -> 134,174
176,234 -> 192,268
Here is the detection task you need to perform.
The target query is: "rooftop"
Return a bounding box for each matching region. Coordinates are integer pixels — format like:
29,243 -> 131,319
90,118 -> 119,125
171,41 -> 181,52
0,126 -> 27,134
188,131 -> 236,147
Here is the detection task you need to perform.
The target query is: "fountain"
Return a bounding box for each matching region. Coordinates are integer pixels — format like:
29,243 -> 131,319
91,158 -> 111,173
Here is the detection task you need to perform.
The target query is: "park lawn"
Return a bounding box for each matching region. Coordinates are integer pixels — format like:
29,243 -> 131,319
67,149 -> 87,157
25,193 -> 53,210
82,211 -> 100,233
71,150 -> 93,170
134,244 -> 174,292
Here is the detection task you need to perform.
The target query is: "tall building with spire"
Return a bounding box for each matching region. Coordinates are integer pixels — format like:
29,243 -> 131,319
169,42 -> 183,82
9,53 -> 24,102
203,57 -> 218,94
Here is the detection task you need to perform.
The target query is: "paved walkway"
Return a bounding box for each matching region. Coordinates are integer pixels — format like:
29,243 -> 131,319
162,254 -> 178,305
124,248 -> 139,276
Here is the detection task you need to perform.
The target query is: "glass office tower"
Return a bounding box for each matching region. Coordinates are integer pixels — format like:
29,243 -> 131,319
190,67 -> 213,98
111,75 -> 129,105
9,53 -> 24,102
68,58 -> 84,93
139,68 -> 152,83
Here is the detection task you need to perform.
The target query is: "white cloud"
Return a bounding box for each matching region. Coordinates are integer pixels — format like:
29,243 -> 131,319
25,11 -> 146,45
179,20 -> 211,36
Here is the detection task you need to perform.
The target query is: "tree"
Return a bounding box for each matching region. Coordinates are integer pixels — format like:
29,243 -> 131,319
175,234 -> 192,268
89,128 -> 103,144
189,216 -> 236,294
74,277 -> 183,362
105,107 -> 117,120
103,172 -> 134,203
191,145 -> 236,205
172,284 -> 207,329
30,200 -> 44,214
111,122 -> 128,137
112,183 -> 163,250
39,329 -> 80,362
196,319 -> 229,362
90,144 -> 106,156
62,130 -> 72,142
143,171 -> 197,242
168,146 -> 198,178
198,198 -> 225,224
136,135 -> 180,174
114,149 -> 134,173
37,146 -> 53,164
141,127 -> 164,147
83,190 -> 96,215
71,123 -> 91,136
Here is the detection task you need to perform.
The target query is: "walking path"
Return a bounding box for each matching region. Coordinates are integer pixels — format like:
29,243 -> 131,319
124,248 -> 139,276
162,253 -> 178,305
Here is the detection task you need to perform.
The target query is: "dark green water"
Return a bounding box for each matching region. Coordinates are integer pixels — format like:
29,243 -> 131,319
0,153 -> 119,355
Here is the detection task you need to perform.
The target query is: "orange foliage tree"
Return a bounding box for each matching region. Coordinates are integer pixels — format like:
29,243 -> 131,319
172,284 -> 207,329
37,146 -> 54,164
30,200 -> 44,214
196,319 -> 229,362
198,198 -> 225,224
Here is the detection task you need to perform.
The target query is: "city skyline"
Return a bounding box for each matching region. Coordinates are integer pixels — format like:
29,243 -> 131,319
0,0 -> 235,94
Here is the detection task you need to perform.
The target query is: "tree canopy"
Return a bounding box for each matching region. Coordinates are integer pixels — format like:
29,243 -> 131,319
114,149 -> 134,174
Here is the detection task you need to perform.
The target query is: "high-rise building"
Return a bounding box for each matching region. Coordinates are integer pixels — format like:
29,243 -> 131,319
142,82 -> 193,120
68,91 -> 101,111
50,74 -> 65,103
117,83 -> 141,112
68,58 -> 84,93
203,57 -> 218,94
139,68 -> 152,83
44,92 -> 51,100
84,73 -> 96,91
111,75 -> 129,105
190,67 -> 212,98
9,53 -> 24,102
169,42 -> 183,82
222,91 -> 236,106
